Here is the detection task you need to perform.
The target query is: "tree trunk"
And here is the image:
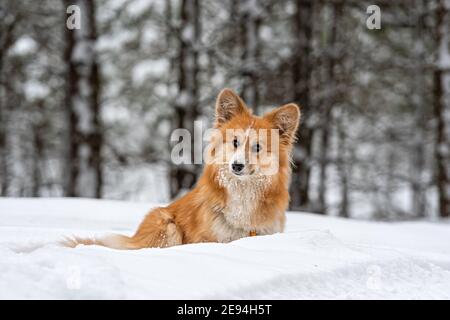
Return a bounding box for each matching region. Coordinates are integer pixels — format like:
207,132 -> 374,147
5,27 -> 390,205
317,1 -> 341,214
0,85 -> 8,196
238,0 -> 261,112
290,0 -> 314,210
0,11 -> 18,196
434,0 -> 450,218
169,0 -> 201,199
31,102 -> 45,197
411,0 -> 428,218
337,117 -> 349,218
0,52 -> 8,196
63,0 -> 103,198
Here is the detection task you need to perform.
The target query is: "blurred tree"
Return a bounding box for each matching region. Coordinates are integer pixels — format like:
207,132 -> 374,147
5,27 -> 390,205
236,0 -> 262,111
434,0 -> 450,218
316,1 -> 343,215
63,0 -> 103,198
290,0 -> 314,211
410,0 -> 430,218
169,0 -> 202,198
0,2 -> 18,196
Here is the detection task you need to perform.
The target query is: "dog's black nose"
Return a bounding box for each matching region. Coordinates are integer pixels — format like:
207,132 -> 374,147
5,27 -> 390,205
232,162 -> 245,173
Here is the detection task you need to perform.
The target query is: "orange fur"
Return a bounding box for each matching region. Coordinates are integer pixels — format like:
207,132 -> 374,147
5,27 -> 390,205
63,89 -> 301,249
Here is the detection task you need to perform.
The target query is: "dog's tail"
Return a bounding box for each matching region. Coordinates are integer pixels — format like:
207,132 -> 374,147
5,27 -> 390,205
60,208 -> 183,250
60,233 -> 144,250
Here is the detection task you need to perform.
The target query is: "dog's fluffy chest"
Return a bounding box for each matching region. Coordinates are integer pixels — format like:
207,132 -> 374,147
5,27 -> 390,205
219,188 -> 258,237
212,195 -> 282,242
212,168 -> 279,242
211,197 -> 256,243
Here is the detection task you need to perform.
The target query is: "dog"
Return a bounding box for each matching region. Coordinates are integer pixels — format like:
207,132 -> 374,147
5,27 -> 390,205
64,88 -> 300,249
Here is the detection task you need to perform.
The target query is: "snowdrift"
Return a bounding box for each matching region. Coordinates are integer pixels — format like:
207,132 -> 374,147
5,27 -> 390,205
1,198 -> 449,299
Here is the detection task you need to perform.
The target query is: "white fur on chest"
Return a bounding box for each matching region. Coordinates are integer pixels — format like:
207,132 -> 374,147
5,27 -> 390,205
212,167 -> 281,243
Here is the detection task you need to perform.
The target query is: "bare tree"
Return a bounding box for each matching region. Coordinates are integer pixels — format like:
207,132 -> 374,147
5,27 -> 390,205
63,0 -> 103,198
169,0 -> 202,199
237,0 -> 263,111
290,0 -> 314,210
30,101 -> 46,197
410,0 -> 429,218
0,3 -> 20,196
434,0 -> 450,218
317,1 -> 343,214
336,112 -> 350,218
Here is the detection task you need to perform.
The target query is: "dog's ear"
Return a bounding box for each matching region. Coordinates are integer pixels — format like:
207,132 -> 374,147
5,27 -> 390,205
264,103 -> 301,144
215,88 -> 250,127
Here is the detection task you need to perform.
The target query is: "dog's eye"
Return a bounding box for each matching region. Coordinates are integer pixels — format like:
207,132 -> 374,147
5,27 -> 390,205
253,143 -> 261,153
233,138 -> 239,148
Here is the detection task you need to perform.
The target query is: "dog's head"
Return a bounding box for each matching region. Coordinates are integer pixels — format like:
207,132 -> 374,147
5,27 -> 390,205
206,89 -> 300,181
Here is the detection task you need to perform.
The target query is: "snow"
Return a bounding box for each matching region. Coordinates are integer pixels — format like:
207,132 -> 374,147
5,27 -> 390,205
9,36 -> 37,56
126,0 -> 154,18
97,30 -> 136,52
102,164 -> 169,203
23,80 -> 50,100
1,198 -> 450,299
132,59 -> 169,85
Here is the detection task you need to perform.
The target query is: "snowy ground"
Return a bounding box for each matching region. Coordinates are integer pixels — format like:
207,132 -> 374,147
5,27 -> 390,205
0,198 -> 449,299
